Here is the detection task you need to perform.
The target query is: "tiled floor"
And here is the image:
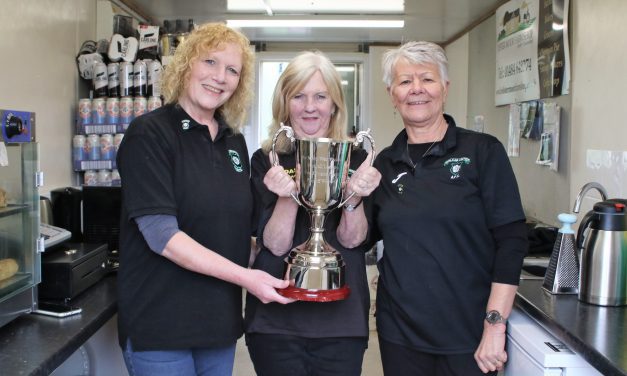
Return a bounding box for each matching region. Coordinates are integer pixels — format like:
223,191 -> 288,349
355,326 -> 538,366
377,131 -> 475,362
233,331 -> 384,376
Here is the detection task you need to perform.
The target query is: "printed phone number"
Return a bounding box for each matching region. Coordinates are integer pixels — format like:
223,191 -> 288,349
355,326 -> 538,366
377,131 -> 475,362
498,58 -> 533,79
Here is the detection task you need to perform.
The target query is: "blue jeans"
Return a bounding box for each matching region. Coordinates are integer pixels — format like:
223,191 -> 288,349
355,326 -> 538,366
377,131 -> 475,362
123,338 -> 236,376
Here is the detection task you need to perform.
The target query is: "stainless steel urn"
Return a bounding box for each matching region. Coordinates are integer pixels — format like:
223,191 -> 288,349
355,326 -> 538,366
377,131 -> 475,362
577,199 -> 627,306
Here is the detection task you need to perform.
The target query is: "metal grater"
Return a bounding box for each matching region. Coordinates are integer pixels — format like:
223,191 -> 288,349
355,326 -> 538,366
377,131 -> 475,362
542,213 -> 580,294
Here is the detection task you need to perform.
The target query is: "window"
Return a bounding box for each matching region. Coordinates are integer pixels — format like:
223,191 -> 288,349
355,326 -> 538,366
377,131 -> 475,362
243,52 -> 367,156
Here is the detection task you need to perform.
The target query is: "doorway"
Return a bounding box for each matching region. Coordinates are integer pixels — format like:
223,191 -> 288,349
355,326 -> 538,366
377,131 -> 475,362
243,52 -> 368,157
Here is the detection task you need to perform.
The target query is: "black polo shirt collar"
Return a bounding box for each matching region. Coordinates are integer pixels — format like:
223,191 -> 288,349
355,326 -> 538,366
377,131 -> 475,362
388,114 -> 458,167
171,104 -> 233,141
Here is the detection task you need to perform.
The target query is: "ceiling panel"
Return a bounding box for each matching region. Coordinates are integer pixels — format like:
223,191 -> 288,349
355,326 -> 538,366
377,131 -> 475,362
122,0 -> 505,44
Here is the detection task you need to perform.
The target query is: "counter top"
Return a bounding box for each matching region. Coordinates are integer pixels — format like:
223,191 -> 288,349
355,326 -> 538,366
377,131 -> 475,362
0,275 -> 117,376
3,273 -> 623,374
516,279 -> 627,375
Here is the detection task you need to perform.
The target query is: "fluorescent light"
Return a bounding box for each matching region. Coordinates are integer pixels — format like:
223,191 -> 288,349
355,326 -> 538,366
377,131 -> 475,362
228,0 -> 403,13
226,19 -> 404,28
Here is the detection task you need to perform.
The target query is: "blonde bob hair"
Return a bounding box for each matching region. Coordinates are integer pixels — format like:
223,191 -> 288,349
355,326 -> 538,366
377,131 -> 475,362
161,22 -> 255,132
262,50 -> 348,154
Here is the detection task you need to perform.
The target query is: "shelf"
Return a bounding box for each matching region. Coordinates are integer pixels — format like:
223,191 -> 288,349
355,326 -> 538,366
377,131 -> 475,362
73,160 -> 117,171
78,123 -> 130,134
0,273 -> 31,296
0,204 -> 29,218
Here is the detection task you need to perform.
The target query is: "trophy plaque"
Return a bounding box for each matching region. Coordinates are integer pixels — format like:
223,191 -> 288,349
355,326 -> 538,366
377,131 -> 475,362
271,125 -> 375,302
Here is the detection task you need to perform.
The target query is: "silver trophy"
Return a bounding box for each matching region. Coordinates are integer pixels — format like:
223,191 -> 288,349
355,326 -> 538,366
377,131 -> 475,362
271,125 -> 375,301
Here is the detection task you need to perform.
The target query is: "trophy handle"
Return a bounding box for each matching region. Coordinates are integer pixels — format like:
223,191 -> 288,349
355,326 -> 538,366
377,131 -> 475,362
270,123 -> 295,166
270,123 -> 302,206
340,128 -> 377,206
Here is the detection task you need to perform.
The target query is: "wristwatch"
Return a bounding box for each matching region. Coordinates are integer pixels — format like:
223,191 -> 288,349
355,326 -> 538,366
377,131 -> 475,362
485,310 -> 507,325
343,199 -> 363,212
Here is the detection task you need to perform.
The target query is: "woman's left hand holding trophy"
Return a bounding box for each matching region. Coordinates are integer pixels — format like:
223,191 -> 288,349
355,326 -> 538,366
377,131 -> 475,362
345,152 -> 381,200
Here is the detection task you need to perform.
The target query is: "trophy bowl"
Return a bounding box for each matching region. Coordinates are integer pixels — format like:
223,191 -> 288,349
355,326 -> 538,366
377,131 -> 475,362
271,125 -> 375,302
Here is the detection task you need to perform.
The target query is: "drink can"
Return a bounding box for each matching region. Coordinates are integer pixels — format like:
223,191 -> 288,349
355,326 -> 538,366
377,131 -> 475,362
111,169 -> 121,185
133,60 -> 148,97
147,96 -> 162,112
106,97 -> 120,124
78,98 -> 92,125
160,32 -> 176,58
97,169 -> 112,186
91,97 -> 106,125
114,133 -> 124,151
147,60 -> 163,97
72,135 -> 86,161
119,61 -> 134,97
100,133 -> 115,161
107,62 -> 120,97
87,134 -> 101,160
133,96 -> 148,118
84,169 -> 98,186
92,62 -> 108,98
120,96 -> 134,124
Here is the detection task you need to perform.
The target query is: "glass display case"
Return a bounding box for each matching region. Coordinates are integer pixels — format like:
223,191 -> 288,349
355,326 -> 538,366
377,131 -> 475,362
0,110 -> 40,329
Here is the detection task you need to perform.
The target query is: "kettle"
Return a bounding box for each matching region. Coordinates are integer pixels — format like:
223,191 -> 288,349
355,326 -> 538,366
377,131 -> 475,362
576,199 -> 627,306
40,196 -> 53,225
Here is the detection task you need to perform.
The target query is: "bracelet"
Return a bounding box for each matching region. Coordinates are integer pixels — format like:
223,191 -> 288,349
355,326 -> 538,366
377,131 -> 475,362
343,199 -> 363,212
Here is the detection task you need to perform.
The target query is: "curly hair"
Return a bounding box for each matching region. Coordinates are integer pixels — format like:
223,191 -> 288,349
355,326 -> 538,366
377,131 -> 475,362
261,50 -> 348,154
160,22 -> 255,132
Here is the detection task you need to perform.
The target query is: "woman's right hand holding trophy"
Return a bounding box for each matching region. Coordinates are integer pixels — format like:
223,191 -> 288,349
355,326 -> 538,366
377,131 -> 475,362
264,152 -> 297,199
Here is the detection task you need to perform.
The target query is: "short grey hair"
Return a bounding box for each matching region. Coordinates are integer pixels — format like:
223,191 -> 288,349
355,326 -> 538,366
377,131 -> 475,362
381,41 -> 449,87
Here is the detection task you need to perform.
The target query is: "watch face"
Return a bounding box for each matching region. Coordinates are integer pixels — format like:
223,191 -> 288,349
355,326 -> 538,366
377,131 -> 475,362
486,310 -> 503,324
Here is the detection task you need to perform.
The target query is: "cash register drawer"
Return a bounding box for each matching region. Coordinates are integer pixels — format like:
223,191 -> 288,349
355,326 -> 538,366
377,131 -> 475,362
40,242 -> 108,300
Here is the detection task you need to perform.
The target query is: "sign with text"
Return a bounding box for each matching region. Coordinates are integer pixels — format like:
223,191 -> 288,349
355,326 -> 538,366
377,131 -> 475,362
495,0 -> 570,106
537,0 -> 570,98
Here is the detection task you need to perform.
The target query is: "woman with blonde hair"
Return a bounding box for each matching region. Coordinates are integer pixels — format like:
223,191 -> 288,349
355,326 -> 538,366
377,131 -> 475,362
245,50 -> 381,376
117,23 -> 292,376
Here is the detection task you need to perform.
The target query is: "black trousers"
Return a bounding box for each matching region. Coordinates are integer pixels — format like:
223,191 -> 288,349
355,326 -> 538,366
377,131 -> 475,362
246,333 -> 367,376
379,338 -> 498,376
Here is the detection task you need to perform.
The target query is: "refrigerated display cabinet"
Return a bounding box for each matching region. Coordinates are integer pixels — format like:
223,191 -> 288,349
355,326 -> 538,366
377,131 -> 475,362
0,111 -> 41,329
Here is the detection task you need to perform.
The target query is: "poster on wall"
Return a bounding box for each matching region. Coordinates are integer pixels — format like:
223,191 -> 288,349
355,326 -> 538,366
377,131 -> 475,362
495,0 -> 540,105
537,0 -> 570,98
495,0 -> 570,106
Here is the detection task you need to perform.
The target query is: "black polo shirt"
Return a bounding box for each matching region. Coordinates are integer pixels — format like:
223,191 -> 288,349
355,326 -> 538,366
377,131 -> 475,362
367,114 -> 525,354
244,148 -> 371,339
116,104 -> 253,351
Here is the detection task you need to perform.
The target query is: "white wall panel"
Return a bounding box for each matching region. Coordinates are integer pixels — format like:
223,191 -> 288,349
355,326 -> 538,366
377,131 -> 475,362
445,34 -> 469,128
569,0 -> 627,216
0,0 -> 96,194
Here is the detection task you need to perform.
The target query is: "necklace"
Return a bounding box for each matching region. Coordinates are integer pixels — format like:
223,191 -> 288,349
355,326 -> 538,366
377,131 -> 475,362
406,119 -> 447,168
407,139 -> 438,169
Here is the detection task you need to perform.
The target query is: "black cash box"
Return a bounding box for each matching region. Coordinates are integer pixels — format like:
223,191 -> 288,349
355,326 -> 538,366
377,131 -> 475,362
39,242 -> 108,300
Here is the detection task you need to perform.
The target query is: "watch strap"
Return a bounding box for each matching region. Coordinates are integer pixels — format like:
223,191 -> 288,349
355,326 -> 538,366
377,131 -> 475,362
343,199 -> 363,212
